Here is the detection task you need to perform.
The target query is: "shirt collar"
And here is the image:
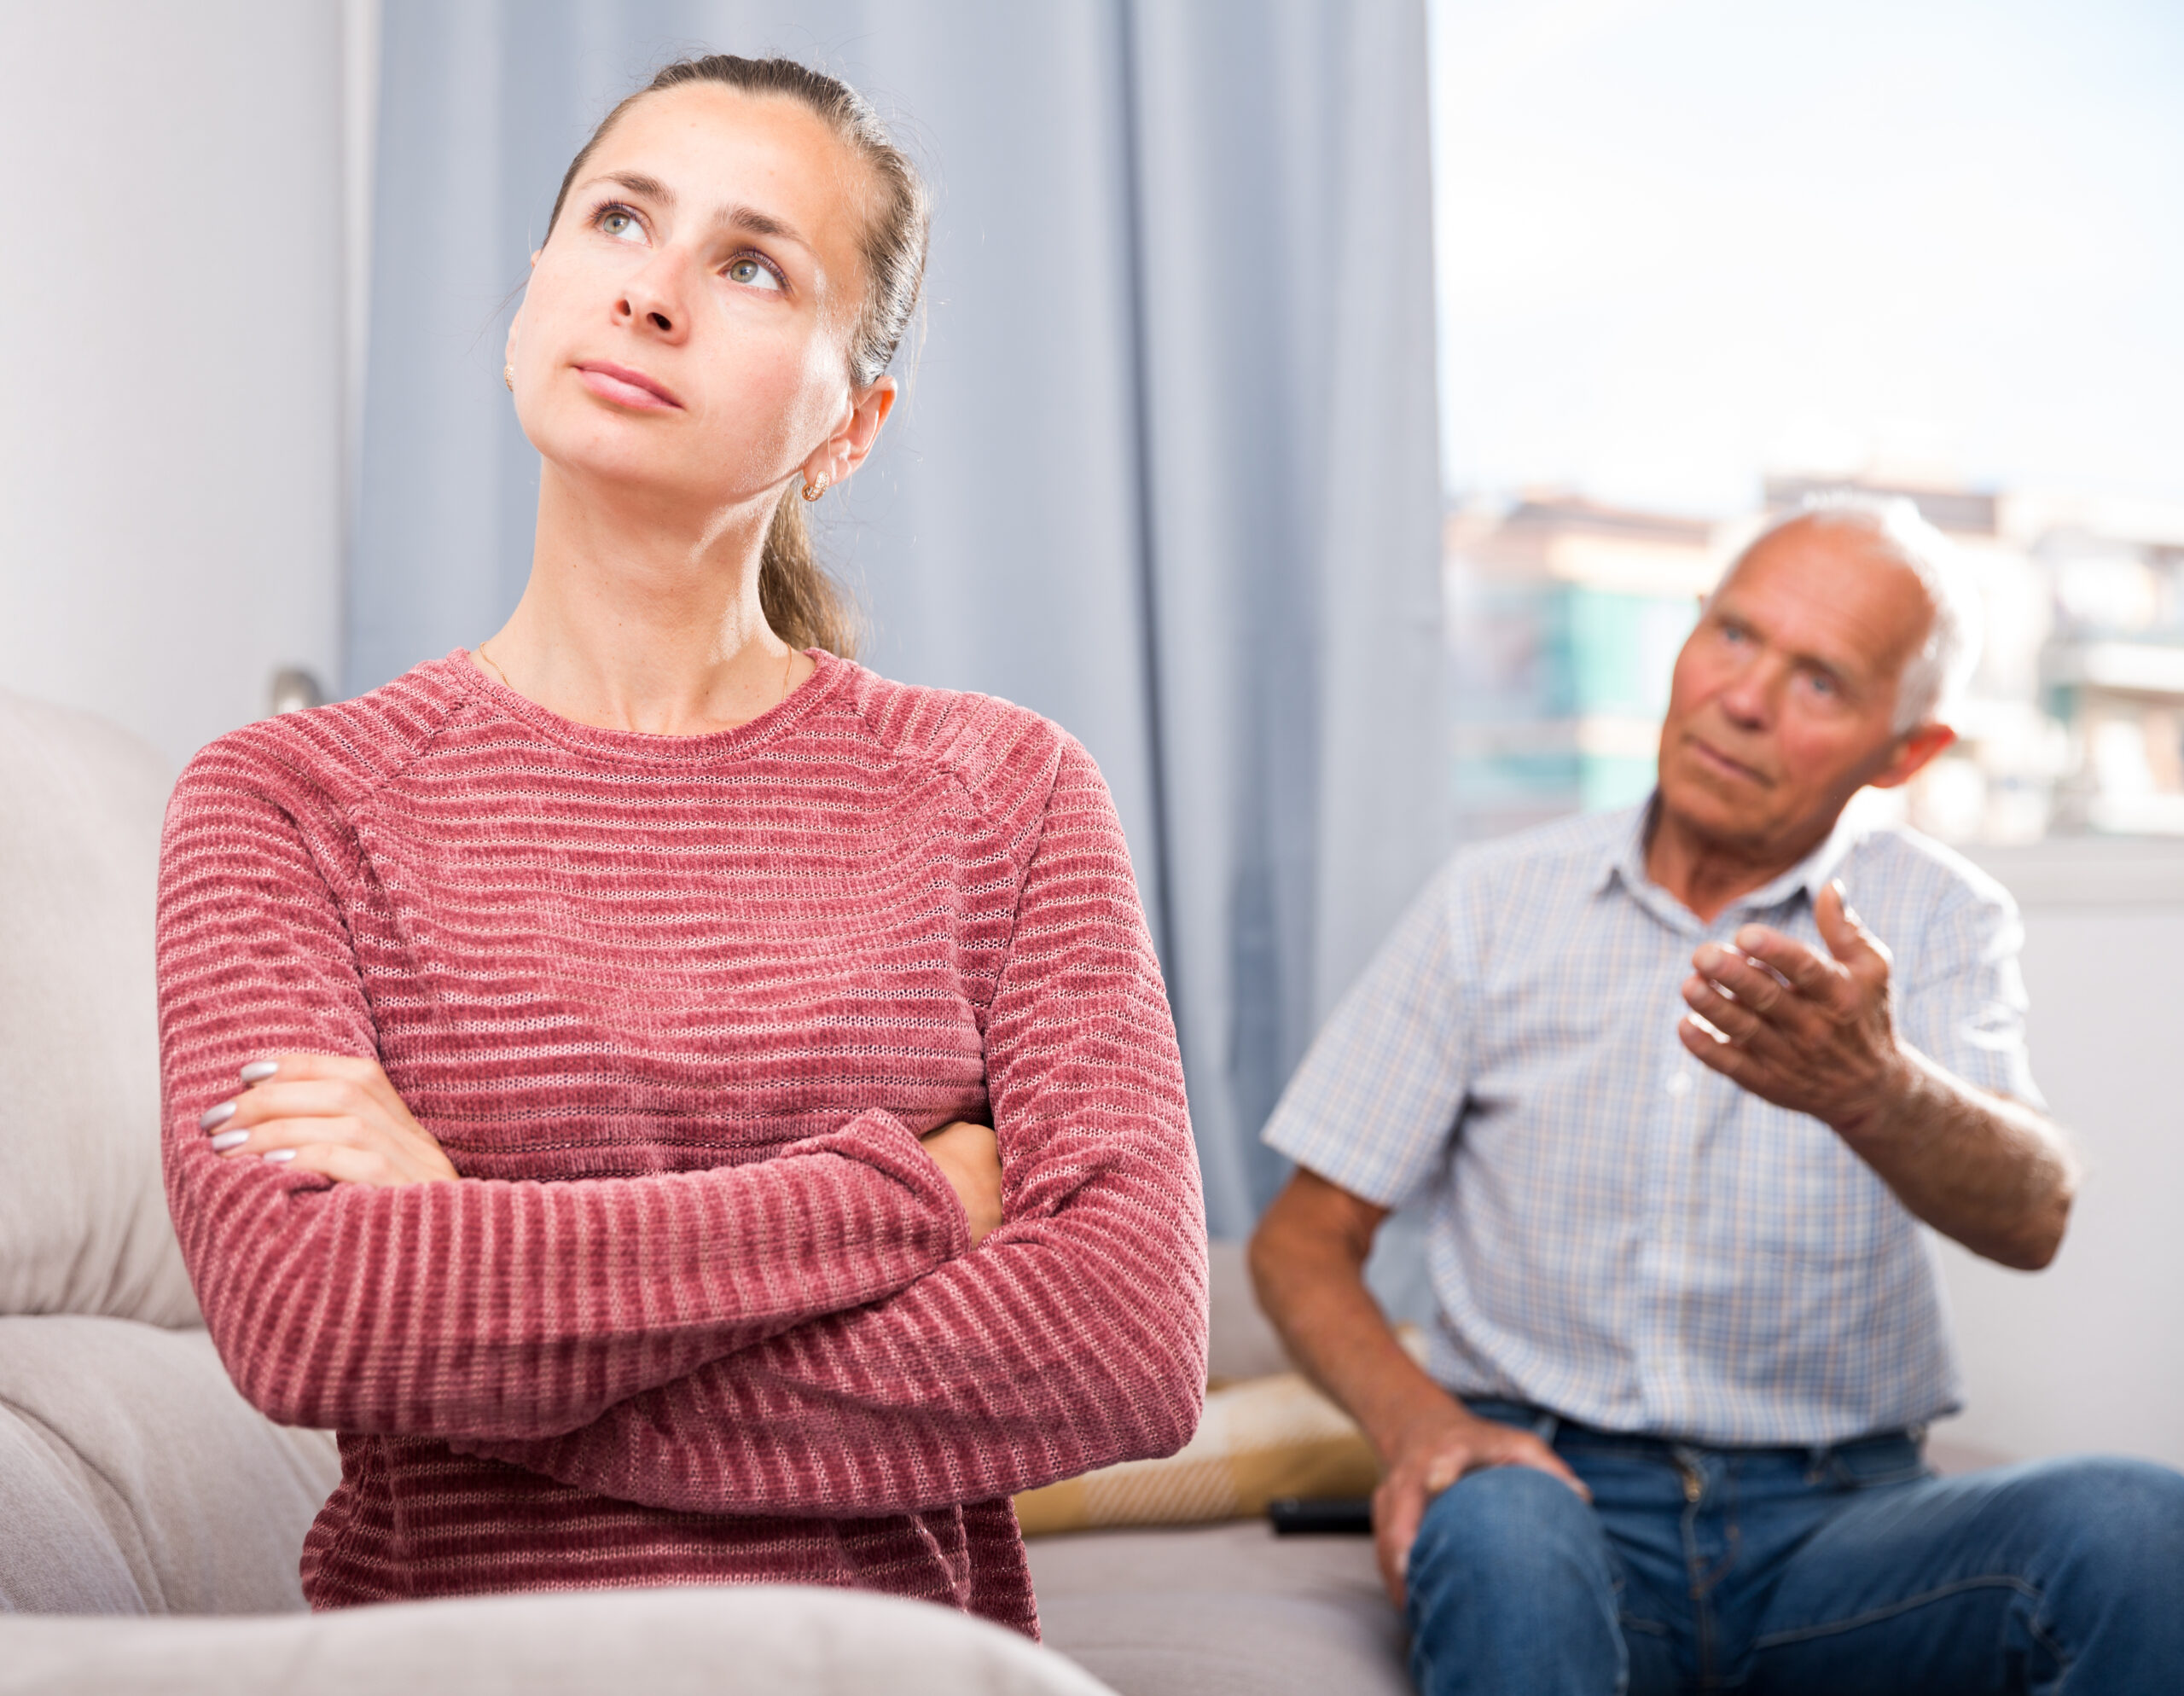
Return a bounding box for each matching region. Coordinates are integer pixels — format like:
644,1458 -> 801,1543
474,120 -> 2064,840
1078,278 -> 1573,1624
1597,793 -> 1867,928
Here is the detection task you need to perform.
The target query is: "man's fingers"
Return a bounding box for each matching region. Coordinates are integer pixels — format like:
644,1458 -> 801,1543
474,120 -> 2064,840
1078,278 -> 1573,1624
1681,1014 -> 1748,1080
1691,944 -> 1799,1014
1682,979 -> 1805,1072
1374,1476 -> 1427,1610
1815,880 -> 1862,961
1523,1449 -> 1591,1501
1477,1432 -> 1591,1501
1815,880 -> 1893,984
1728,924 -> 1839,997
1374,1442 -> 1474,1609
1370,1428 -> 1594,1610
1682,976 -> 1762,1042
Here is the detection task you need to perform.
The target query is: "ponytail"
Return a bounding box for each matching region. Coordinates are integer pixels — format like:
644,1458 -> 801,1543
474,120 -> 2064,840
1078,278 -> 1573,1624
759,490 -> 860,658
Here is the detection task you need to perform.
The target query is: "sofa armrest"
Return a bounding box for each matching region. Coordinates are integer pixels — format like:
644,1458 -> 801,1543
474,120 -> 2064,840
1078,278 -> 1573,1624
0,1315 -> 338,1613
0,1584 -> 1115,1694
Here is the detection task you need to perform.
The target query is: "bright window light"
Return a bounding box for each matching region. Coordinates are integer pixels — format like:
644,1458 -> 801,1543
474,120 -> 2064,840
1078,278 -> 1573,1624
1429,0 -> 2184,845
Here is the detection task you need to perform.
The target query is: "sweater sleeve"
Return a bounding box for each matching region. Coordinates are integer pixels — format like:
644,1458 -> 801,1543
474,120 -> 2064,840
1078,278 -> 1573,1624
158,741 -> 970,1439
458,736 -> 1210,1514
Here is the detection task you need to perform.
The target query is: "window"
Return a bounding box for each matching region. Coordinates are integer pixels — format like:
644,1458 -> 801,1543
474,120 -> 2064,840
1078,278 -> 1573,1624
1428,0 -> 2184,847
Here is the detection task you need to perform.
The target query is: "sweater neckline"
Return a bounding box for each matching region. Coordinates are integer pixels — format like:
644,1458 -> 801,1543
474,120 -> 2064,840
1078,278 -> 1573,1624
434,647 -> 851,765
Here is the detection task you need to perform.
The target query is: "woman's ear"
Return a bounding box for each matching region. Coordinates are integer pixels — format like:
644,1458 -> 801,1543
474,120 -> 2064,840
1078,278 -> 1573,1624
808,377 -> 897,489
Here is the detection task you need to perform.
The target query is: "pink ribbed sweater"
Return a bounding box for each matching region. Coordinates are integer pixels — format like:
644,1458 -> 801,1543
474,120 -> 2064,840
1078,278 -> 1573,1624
155,651 -> 1207,1636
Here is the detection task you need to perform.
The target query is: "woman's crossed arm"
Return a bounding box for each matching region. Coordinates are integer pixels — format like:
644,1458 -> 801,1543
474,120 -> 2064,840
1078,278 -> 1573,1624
160,755 -> 979,1442
456,741 -> 1211,1515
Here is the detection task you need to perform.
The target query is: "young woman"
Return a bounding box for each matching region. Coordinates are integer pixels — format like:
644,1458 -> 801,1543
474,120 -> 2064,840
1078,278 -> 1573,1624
158,55 -> 1206,1639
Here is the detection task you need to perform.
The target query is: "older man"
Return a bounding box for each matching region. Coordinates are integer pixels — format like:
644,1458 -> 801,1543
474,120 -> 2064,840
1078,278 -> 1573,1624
1251,497 -> 2184,1693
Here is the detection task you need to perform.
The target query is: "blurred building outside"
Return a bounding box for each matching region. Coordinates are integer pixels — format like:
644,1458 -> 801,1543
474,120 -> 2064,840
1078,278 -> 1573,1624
1445,472 -> 2184,848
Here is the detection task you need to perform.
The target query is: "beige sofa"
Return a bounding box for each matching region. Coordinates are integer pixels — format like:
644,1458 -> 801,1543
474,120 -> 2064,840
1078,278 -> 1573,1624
1027,1241 -> 1407,1694
0,688 -> 1407,1695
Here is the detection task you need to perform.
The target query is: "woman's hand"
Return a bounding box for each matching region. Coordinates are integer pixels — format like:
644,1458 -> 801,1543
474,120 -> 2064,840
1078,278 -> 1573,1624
198,1053 -> 458,1188
918,1120 -> 1002,1246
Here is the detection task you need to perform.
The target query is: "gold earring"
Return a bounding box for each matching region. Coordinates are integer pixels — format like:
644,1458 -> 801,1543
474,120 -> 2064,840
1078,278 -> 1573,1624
801,473 -> 830,502
504,364 -> 515,392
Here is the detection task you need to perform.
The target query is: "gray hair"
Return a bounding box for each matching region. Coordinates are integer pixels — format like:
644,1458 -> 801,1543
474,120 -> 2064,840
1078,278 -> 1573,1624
1714,493 -> 1981,732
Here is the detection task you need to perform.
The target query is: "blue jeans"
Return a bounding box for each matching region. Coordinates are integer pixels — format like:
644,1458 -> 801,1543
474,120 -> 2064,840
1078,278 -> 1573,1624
1404,1402 -> 2184,1694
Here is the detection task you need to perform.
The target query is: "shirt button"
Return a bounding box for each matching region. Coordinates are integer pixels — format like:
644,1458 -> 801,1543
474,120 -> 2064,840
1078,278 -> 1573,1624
1665,1070 -> 1692,1097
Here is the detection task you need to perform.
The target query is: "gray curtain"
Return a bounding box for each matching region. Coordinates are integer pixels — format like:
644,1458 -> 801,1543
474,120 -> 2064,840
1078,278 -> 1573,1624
351,0 -> 1446,1237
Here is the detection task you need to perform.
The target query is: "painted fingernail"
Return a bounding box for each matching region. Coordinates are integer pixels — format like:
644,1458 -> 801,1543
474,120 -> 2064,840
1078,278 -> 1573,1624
261,1148 -> 297,1165
209,1129 -> 250,1153
239,1060 -> 280,1084
199,1101 -> 238,1131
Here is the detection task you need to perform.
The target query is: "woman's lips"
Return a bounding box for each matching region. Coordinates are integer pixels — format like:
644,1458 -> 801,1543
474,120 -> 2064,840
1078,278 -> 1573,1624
574,361 -> 682,410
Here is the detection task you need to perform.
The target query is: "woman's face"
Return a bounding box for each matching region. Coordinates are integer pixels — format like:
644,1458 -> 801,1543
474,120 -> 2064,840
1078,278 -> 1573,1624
508,84 -> 884,516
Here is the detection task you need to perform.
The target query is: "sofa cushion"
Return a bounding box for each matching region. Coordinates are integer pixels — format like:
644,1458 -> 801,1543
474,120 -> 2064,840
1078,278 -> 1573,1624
1028,1519 -> 1407,1696
0,1584 -> 1116,1693
0,1392 -> 146,1614
1015,1373 -> 1377,1536
0,691 -> 196,1326
0,1315 -> 340,1613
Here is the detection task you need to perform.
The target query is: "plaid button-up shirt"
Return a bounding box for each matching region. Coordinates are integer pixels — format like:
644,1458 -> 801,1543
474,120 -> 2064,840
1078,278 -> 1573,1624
1263,799 -> 2042,1445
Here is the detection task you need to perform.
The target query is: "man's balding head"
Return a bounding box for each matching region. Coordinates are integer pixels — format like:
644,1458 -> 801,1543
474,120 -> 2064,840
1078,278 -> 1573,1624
1653,499 -> 1973,863
1711,496 -> 1980,732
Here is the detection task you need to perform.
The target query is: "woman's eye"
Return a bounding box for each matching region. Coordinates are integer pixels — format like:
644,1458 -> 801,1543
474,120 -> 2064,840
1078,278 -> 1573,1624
727,256 -> 782,292
599,208 -> 642,241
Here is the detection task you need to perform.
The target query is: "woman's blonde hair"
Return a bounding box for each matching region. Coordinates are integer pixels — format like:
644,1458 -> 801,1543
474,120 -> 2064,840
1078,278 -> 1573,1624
547,55 -> 931,656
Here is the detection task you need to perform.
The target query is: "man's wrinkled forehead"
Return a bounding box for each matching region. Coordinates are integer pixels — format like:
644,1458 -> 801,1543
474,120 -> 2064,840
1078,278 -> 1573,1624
1713,519 -> 1936,680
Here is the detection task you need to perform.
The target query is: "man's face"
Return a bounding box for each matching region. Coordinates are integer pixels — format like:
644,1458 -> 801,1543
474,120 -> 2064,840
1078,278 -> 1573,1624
1657,520 -> 1942,857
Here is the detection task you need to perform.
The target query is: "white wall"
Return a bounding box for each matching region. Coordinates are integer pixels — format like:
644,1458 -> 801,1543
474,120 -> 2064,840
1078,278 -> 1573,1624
0,3 -> 349,775
1937,858 -> 2184,1470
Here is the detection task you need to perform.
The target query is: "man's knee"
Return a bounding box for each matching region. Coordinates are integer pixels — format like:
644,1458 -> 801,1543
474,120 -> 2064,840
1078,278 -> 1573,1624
1405,1464 -> 1621,1694
2040,1457 -> 2184,1553
1983,1455 -> 2184,1593
1409,1462 -> 1606,1605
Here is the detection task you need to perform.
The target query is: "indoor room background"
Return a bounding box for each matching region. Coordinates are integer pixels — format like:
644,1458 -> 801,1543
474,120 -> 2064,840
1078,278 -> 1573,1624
1,0 -> 2176,1476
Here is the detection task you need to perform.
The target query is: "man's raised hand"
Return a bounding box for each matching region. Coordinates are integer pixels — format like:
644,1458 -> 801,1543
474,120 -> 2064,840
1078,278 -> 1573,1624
1677,880 -> 1911,1137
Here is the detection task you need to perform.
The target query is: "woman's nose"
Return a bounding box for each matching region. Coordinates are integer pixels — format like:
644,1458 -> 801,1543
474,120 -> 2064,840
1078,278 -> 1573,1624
615,260 -> 685,338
